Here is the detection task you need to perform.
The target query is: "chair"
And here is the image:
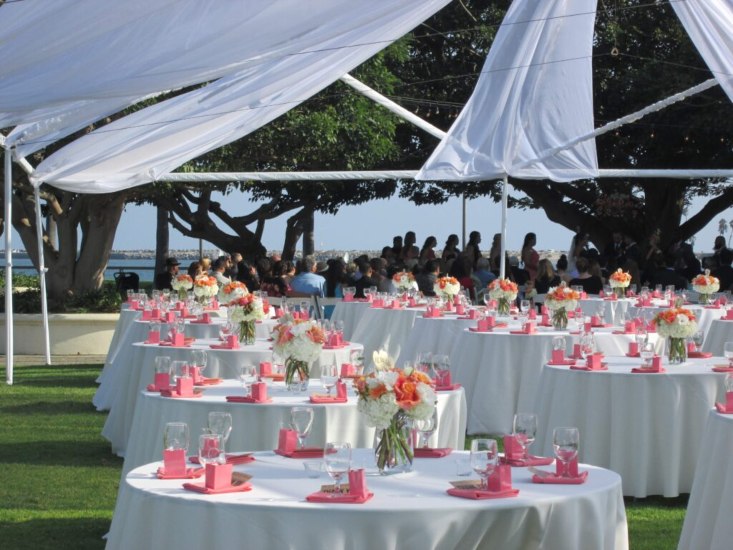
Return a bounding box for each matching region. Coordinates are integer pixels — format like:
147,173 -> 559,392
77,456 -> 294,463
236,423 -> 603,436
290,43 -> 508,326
114,271 -> 140,299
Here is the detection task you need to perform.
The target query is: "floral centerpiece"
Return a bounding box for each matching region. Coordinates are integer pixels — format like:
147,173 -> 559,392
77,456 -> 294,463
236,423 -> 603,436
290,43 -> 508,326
392,271 -> 418,292
354,351 -> 436,474
608,268 -> 632,297
692,270 -> 720,304
218,280 -> 249,304
433,276 -> 461,300
271,319 -> 326,390
228,294 -> 265,345
170,274 -> 193,301
488,278 -> 518,316
544,284 -> 581,329
653,306 -> 698,364
193,275 -> 218,305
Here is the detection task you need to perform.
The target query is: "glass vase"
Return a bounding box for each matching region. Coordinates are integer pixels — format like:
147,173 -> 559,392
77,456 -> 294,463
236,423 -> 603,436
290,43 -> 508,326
698,293 -> 711,305
497,297 -> 510,316
178,288 -> 188,302
373,411 -> 413,475
667,337 -> 687,364
285,358 -> 310,392
614,287 -> 625,299
551,307 -> 568,330
239,320 -> 256,345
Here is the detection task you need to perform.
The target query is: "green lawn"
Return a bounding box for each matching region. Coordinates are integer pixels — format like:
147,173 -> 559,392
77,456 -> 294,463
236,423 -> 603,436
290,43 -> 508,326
0,363 -> 687,549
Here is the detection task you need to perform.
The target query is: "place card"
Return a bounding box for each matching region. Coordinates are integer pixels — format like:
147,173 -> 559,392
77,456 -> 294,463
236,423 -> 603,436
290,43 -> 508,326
205,463 -> 233,490
277,429 -> 298,454
163,448 -> 187,476
487,464 -> 513,492
503,435 -> 524,461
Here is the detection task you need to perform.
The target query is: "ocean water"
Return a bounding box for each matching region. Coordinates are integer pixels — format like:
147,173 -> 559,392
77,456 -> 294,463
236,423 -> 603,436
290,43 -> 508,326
3,258 -> 158,282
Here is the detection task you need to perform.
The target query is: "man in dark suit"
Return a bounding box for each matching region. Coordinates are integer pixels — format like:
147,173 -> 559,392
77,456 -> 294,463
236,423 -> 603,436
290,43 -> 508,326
154,257 -> 180,290
712,247 -> 733,292
646,252 -> 688,290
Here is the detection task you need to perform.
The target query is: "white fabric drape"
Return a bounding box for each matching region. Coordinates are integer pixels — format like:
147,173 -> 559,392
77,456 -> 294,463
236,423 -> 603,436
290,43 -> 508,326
1,0 -> 449,158
672,0 -> 733,103
416,0 -> 599,182
23,0 -> 450,192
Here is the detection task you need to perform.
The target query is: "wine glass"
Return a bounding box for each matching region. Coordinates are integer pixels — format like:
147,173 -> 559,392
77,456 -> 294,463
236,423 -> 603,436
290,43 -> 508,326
191,349 -> 208,375
198,433 -> 224,466
553,427 -> 579,478
218,321 -> 233,341
290,406 -> 314,449
155,355 -> 171,375
350,349 -> 364,375
321,362 -> 339,396
170,360 -> 188,385
238,365 -> 257,395
324,442 -> 352,495
415,351 -> 432,375
552,336 -> 566,352
207,412 -> 232,455
724,342 -> 733,368
692,331 -> 704,353
635,327 -> 649,348
512,412 -> 537,460
163,422 -> 189,452
470,438 -> 498,490
725,373 -> 733,393
414,408 -> 438,448
520,299 -> 531,316
640,341 -> 656,368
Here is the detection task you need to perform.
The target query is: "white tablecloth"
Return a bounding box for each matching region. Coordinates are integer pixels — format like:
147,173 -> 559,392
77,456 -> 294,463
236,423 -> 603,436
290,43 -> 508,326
702,318 -> 733,356
578,297 -> 633,325
107,451 -> 628,550
93,318 -> 277,411
101,339 -> 363,456
677,409 -> 733,550
350,307 -> 423,364
329,301 -> 371,340
626,304 -> 724,336
533,357 -> 728,497
448,326 -> 660,435
398,315 -> 476,366
97,308 -> 140,385
120,379 -> 466,476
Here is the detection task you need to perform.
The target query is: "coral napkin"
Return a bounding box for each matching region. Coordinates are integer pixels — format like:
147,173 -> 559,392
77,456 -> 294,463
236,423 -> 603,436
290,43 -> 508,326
531,470 -> 588,484
413,448 -> 452,458
446,487 -> 519,499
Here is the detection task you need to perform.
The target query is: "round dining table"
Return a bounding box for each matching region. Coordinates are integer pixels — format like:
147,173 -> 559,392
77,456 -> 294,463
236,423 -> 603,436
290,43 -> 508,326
120,379 -> 467,476
107,450 -> 628,550
349,306 -> 425,364
701,317 -> 733,356
677,408 -> 733,550
533,357 -> 728,497
329,301 -> 372,340
101,338 -> 364,457
578,297 -> 633,325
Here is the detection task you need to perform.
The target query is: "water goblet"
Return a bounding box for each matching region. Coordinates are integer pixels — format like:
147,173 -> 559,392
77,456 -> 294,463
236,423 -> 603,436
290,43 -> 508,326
692,330 -> 704,352
154,355 -> 171,376
207,412 -> 232,454
198,433 -> 224,466
469,438 -> 498,490
512,412 -> 537,459
163,422 -> 189,452
349,349 -> 364,375
724,342 -> 733,368
640,341 -> 656,368
553,427 -> 579,478
635,328 -> 649,348
191,349 -> 208,377
290,406 -> 314,449
725,373 -> 733,393
552,336 -> 566,352
324,442 -> 352,495
238,364 -> 257,395
520,299 -> 531,315
170,360 -> 188,385
413,408 -> 438,448
321,363 -> 339,396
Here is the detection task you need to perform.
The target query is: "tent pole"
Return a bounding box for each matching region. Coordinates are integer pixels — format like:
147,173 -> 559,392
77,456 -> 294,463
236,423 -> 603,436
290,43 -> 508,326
500,174 -> 508,280
462,194 -> 466,249
33,185 -> 51,365
4,147 -> 14,385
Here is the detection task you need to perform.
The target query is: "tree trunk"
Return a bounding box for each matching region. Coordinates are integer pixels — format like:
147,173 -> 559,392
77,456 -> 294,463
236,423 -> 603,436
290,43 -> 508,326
155,205 -> 170,275
282,207 -> 312,261
302,209 -> 315,257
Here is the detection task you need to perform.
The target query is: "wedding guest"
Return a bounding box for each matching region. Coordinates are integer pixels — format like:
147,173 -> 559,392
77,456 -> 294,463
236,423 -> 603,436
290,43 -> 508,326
646,251 -> 688,290
226,252 -> 242,280
380,246 -> 396,266
603,231 -> 625,272
401,231 -> 419,267
568,257 -> 603,294
567,231 -> 589,277
675,242 -> 702,282
464,230 -> 482,268
712,235 -> 728,269
323,259 -> 347,298
260,260 -> 290,297
391,236 -> 403,260
370,257 -> 390,293
520,232 -> 540,281
236,259 -> 260,291
474,257 -> 496,288
556,255 -> 571,283
199,257 -> 212,272
441,234 -> 460,271
289,256 -> 325,297
281,260 -> 296,286
449,254 -> 476,301
621,233 -> 641,268
419,236 -> 437,264
488,233 -> 502,274
154,257 -> 180,290
712,247 -> 733,292
211,257 -> 232,286
187,261 -> 204,280
416,260 -> 440,296
640,231 -> 661,271
353,259 -> 379,298
534,258 -> 561,294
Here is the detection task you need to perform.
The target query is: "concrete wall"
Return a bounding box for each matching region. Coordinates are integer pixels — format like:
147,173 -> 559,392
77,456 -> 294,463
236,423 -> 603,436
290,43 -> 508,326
0,313 -> 119,355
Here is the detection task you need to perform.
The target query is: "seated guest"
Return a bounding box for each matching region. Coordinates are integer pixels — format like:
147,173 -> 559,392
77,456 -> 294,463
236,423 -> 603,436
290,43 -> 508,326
154,257 -> 180,290
556,254 -> 571,283
474,257 -> 497,289
713,247 -> 733,292
260,259 -> 289,297
226,252 -> 242,280
449,254 -> 476,302
211,257 -> 232,286
324,258 -> 348,298
236,259 -> 261,291
645,252 -> 688,291
534,258 -> 561,294
568,257 -> 603,294
289,256 -> 326,297
416,259 -> 440,297
187,261 -> 204,280
353,259 -> 380,298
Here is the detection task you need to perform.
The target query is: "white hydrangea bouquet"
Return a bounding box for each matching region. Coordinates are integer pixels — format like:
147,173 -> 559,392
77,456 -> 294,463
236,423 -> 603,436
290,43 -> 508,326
692,270 -> 720,304
392,271 -> 418,292
193,275 -> 218,303
218,280 -> 249,304
271,319 -> 326,387
354,350 -> 436,473
433,276 -> 460,299
228,294 -> 265,344
171,274 -> 193,301
653,306 -> 698,364
544,283 -> 581,329
488,278 -> 518,315
609,268 -> 632,297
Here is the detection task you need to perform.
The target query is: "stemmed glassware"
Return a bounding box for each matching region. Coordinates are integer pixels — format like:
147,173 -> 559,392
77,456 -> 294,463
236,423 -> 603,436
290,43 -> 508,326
724,342 -> 733,368
290,406 -> 314,449
725,373 -> 733,393
512,412 -> 537,460
198,433 -> 224,466
207,412 -> 232,455
640,341 -> 656,368
553,427 -> 579,477
470,438 -> 498,490
238,365 -> 257,396
691,331 -> 704,353
324,442 -> 352,495
413,408 -> 438,448
321,363 -> 339,396
191,350 -> 207,376
170,360 -> 188,385
349,349 -> 364,375
163,422 -> 190,453
635,327 -> 648,349
155,355 -> 171,376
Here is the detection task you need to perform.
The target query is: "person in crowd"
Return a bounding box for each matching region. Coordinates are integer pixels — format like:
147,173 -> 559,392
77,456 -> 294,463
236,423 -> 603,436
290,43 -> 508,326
419,236 -> 437,265
260,259 -> 289,297
237,259 -> 261,291
370,257 -> 391,292
488,233 -> 502,274
645,251 -> 688,290
391,236 -> 403,260
603,231 -> 626,272
640,231 -> 661,272
464,230 -> 482,268
200,257 -> 212,273
211,256 -> 232,286
289,256 -> 325,297
441,234 -> 460,271
401,231 -> 419,267
534,258 -> 561,294
226,252 -> 242,280
568,256 -> 603,294
449,254 -> 476,301
509,255 -> 529,287
281,260 -> 296,286
154,257 -> 180,290
674,242 -> 702,282
712,235 -> 728,269
474,257 -> 496,288
520,232 -> 539,281
556,254 -> 571,283
621,233 -> 641,268
416,259 -> 440,297
712,247 -> 733,292
353,259 -> 379,298
324,258 -> 348,298
187,261 -> 204,280
567,231 -> 589,277
380,246 -> 396,266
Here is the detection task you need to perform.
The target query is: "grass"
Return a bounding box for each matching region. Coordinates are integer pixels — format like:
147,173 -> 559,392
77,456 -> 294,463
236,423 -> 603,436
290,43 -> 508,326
0,365 -> 687,549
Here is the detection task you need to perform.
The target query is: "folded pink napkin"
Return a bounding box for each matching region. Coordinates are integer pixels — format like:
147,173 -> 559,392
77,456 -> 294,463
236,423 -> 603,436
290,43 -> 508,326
196,377 -> 222,386
309,394 -> 348,404
274,448 -> 325,459
306,491 -> 373,503
704,305 -> 722,309
532,470 -> 588,484
189,453 -> 255,466
631,366 -> 666,374
414,447 -> 452,458
156,466 -> 204,479
260,373 -> 285,381
626,352 -> 641,358
160,390 -> 203,399
548,358 -> 576,366
225,395 -> 272,403
509,330 -> 535,335
182,481 -> 252,494
688,351 -> 713,359
712,366 -> 733,373
446,487 -> 519,500
468,326 -> 491,333
715,402 -> 733,414
435,383 -> 462,391
501,455 -> 554,467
